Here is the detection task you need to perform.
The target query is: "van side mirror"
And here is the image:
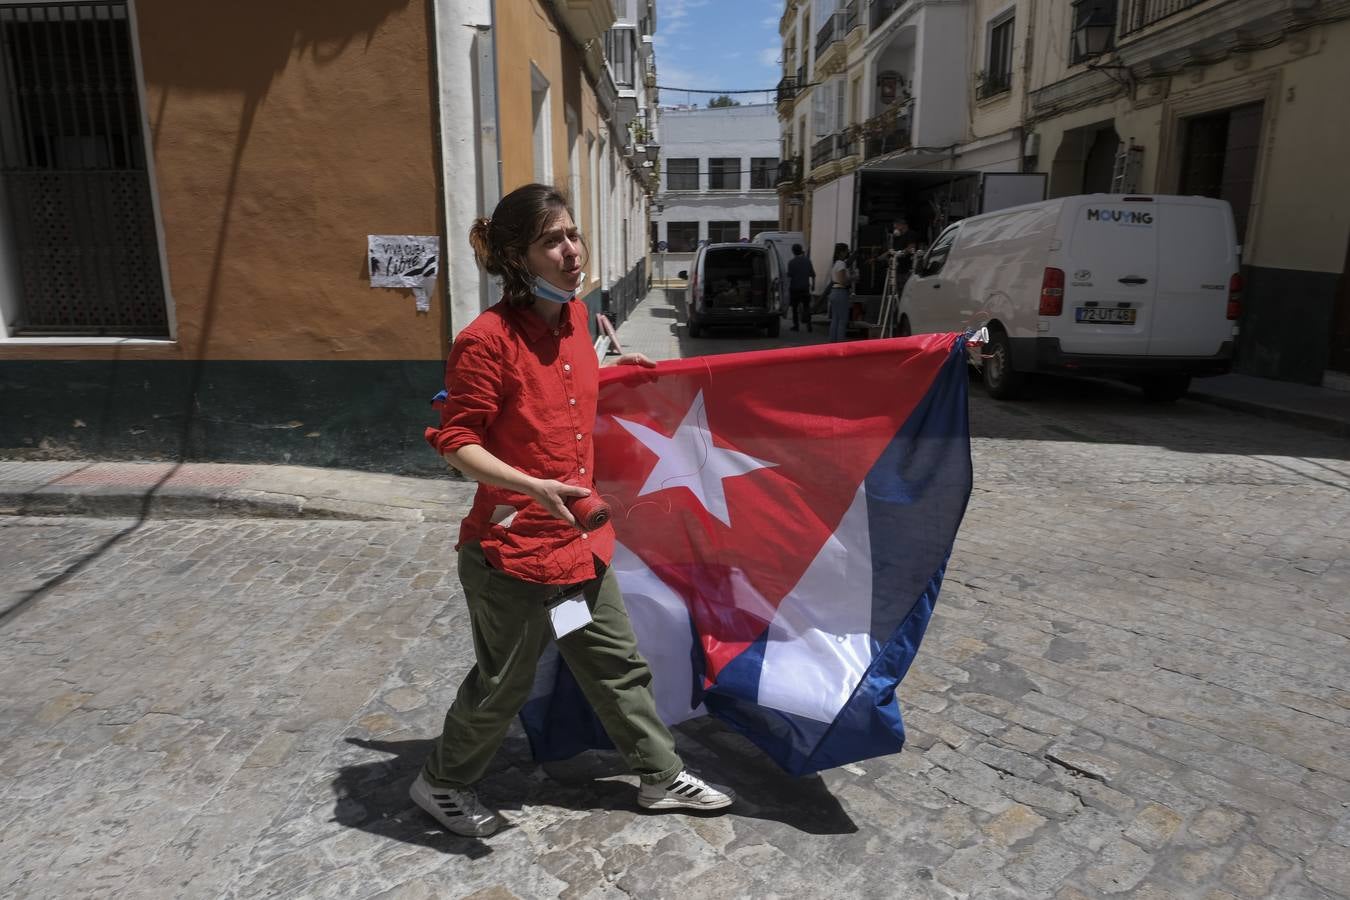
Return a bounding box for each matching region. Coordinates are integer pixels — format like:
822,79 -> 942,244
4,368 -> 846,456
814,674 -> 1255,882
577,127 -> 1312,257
677,270 -> 688,280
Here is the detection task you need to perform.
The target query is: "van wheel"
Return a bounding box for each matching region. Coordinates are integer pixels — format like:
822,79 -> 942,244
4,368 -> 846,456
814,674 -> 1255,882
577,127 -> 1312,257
982,330 -> 1023,400
1140,373 -> 1191,403
898,315 -> 912,337
766,317 -> 781,338
688,316 -> 702,338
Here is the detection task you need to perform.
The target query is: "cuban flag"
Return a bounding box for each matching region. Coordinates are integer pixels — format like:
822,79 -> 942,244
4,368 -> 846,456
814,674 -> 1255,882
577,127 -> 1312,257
520,333 -> 974,775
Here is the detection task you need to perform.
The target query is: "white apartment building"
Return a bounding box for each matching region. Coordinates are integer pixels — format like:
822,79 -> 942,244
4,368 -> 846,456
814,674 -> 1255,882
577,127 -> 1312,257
651,104 -> 782,270
776,0 -> 1350,385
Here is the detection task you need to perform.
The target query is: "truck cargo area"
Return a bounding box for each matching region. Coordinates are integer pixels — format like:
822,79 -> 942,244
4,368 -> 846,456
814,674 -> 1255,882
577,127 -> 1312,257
808,165 -> 1046,328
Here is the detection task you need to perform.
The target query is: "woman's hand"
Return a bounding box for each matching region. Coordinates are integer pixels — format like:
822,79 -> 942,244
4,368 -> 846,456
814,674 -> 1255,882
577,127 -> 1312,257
613,352 -> 656,368
526,478 -> 591,526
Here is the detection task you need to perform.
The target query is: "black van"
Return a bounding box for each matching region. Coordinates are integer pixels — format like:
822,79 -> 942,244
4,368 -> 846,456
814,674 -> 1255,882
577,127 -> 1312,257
678,242 -> 782,338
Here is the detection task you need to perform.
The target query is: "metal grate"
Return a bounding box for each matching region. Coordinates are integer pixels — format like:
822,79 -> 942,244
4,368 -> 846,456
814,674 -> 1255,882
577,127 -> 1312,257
1119,0 -> 1203,37
0,1 -> 168,336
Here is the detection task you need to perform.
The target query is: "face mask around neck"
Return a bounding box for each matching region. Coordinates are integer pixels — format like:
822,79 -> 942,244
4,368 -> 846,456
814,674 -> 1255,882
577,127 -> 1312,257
531,274 -> 583,304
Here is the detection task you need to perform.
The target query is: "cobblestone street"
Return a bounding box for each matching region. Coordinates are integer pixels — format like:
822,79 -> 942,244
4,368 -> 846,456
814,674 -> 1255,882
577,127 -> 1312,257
4,363 -> 1348,898
4,282 -> 1350,899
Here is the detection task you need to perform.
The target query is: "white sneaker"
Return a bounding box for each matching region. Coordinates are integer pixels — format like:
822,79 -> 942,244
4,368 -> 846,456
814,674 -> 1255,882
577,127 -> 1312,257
637,769 -> 735,811
409,772 -> 504,837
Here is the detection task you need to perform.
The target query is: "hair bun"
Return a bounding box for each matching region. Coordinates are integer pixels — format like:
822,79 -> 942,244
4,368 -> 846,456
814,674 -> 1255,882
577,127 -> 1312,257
468,216 -> 502,274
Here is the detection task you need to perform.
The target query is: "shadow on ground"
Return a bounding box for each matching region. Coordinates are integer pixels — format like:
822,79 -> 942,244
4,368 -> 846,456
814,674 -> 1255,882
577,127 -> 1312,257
334,724 -> 856,853
968,371 -> 1350,462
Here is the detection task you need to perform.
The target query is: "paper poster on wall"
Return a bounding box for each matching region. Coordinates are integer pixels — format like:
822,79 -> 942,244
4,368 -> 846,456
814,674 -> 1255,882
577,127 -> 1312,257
368,234 -> 439,312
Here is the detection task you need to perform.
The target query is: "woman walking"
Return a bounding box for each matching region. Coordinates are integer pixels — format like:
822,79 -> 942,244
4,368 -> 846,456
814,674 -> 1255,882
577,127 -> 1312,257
413,183 -> 734,837
827,242 -> 853,343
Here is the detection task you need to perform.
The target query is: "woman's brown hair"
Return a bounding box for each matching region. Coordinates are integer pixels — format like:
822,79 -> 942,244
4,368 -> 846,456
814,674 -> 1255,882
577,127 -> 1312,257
468,183 -> 586,305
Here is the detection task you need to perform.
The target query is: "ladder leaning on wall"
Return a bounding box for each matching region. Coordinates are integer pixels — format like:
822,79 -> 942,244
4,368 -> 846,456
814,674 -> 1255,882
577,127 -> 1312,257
876,252 -> 902,339
1111,140 -> 1145,194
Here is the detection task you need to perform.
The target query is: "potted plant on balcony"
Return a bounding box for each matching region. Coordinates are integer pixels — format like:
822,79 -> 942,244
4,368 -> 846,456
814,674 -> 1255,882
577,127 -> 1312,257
629,122 -> 653,153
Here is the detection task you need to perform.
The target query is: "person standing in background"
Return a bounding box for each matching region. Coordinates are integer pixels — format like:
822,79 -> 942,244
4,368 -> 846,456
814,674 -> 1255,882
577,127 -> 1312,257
786,243 -> 815,332
827,242 -> 853,343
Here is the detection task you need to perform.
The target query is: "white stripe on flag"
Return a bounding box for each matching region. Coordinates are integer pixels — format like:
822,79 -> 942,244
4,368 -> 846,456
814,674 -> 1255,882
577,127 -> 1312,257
614,542 -> 707,726
757,483 -> 877,723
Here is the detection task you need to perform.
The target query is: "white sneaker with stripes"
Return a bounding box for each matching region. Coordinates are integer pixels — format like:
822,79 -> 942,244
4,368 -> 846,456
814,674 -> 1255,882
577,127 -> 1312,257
638,769 -> 735,811
409,772 -> 504,837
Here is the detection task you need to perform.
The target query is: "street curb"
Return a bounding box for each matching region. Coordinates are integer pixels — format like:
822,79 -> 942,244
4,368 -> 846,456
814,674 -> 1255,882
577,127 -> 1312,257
0,485 -> 473,521
1185,391 -> 1350,440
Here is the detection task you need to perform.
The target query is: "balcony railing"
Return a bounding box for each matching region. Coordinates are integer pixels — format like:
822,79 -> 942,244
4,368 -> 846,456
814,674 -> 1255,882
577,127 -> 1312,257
862,105 -> 913,159
976,71 -> 1013,100
776,75 -> 798,104
1119,0 -> 1202,36
811,132 -> 861,167
813,134 -> 836,166
815,8 -> 857,58
776,157 -> 802,186
869,0 -> 903,31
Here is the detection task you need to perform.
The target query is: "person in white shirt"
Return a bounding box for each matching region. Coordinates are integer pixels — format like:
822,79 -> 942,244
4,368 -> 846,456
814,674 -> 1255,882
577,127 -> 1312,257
827,242 -> 853,343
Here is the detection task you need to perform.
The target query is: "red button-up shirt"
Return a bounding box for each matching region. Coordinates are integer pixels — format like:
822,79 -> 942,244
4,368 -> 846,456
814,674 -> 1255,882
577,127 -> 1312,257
424,297 -> 613,584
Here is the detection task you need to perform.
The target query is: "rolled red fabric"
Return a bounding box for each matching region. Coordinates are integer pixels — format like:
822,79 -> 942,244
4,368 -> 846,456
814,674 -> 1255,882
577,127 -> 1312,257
566,493 -> 611,531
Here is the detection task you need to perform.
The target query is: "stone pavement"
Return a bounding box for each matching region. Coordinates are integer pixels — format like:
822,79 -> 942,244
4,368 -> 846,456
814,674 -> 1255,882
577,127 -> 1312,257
1185,373 -> 1350,439
2,288 -> 1350,899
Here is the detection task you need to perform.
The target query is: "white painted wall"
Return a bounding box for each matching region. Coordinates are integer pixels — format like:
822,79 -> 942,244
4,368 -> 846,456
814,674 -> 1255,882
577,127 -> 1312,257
912,3 -> 970,149
433,0 -> 496,335
653,104 -> 781,246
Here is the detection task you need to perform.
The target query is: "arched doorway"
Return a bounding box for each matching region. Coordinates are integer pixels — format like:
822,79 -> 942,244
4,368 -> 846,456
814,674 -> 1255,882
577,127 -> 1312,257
1049,120 -> 1119,197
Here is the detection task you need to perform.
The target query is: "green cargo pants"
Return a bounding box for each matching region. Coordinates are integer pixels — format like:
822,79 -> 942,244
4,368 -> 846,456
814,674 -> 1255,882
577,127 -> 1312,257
423,542 -> 684,789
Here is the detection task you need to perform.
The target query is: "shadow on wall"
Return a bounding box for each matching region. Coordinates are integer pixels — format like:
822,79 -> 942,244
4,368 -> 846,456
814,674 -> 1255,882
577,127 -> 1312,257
0,1 -> 428,627
140,0 -> 411,96
132,0 -> 422,470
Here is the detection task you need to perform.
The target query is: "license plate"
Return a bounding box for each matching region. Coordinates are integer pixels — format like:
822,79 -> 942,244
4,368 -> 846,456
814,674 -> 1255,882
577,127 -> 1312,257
1075,306 -> 1136,324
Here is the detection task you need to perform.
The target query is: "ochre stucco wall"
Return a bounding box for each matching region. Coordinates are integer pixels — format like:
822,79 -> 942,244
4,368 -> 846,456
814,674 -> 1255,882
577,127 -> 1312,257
0,0 -> 444,362
495,0 -> 607,303
1029,20 -> 1350,275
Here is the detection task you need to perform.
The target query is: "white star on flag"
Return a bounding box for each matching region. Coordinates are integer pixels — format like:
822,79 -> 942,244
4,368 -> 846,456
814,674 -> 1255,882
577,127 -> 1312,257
612,389 -> 776,527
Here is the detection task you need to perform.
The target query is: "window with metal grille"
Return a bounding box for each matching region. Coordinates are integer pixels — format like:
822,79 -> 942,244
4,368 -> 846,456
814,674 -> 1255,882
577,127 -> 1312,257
665,158 -> 698,191
665,221 -> 698,252
981,13 -> 1014,98
707,157 -> 739,191
749,158 -> 779,190
749,220 -> 779,237
0,1 -> 168,337
708,221 -> 741,243
708,158 -> 741,191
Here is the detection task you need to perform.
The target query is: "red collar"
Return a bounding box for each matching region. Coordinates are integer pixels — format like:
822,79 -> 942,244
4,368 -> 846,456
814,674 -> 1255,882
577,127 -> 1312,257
503,297 -> 576,343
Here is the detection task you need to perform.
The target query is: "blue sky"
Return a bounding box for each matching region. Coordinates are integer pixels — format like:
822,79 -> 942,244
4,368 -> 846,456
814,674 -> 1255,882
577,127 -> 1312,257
654,0 -> 784,106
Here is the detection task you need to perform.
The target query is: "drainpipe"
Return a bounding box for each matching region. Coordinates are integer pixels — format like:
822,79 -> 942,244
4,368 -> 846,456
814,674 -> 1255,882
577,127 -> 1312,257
1019,0 -> 1037,173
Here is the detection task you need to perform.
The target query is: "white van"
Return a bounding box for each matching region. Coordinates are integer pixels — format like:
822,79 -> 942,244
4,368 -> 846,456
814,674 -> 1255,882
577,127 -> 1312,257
898,194 -> 1241,401
753,230 -> 805,312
